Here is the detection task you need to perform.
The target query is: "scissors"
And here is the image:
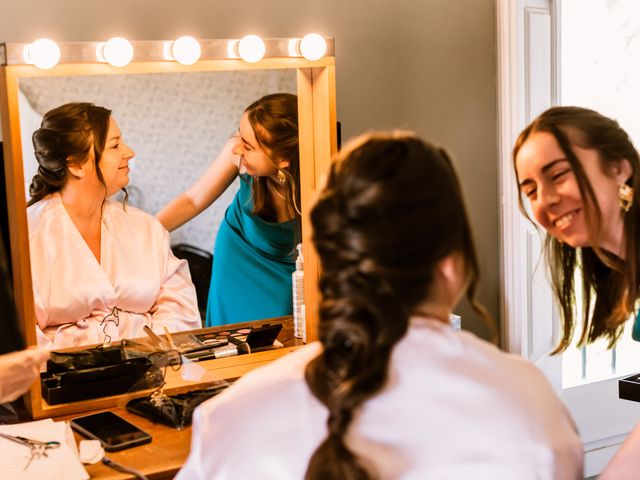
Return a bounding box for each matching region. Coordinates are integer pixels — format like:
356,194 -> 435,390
0,432 -> 61,470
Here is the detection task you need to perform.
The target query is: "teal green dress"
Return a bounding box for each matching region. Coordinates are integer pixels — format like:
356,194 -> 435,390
632,311 -> 640,341
206,176 -> 298,327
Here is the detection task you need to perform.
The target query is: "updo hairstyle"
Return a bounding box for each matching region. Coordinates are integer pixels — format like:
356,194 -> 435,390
28,102 -> 111,206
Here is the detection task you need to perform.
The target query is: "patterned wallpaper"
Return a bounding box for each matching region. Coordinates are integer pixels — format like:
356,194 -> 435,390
19,69 -> 297,252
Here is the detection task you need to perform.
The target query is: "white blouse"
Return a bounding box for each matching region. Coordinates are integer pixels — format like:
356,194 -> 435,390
178,317 -> 583,480
28,193 -> 201,348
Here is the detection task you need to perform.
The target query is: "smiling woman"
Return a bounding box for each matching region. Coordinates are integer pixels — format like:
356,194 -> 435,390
27,102 -> 201,348
515,130 -> 630,255
157,93 -> 301,328
513,106 -> 640,352
98,117 -> 135,197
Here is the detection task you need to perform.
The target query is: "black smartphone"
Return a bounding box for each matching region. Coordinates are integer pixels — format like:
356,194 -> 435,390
71,411 -> 152,451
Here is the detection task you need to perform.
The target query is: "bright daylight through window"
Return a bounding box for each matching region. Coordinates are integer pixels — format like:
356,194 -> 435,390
561,0 -> 640,387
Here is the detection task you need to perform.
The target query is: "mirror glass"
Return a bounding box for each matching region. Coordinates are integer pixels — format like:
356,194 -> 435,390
17,69 -> 298,346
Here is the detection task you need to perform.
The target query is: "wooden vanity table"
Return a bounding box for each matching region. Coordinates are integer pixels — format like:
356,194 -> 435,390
56,316 -> 303,479
64,407 -> 191,480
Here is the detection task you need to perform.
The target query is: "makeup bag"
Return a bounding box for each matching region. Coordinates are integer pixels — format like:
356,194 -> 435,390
41,345 -> 163,405
125,383 -> 229,429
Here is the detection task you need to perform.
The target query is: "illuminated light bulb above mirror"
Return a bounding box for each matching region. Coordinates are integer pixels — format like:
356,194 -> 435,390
170,36 -> 201,65
236,35 -> 266,63
23,38 -> 61,69
1,36 -> 334,66
299,33 -> 327,61
98,37 -> 134,67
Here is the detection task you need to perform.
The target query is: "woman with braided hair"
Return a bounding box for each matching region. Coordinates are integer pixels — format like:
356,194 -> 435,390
178,132 -> 582,479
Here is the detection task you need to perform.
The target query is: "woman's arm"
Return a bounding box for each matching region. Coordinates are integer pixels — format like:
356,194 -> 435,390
0,348 -> 50,402
157,136 -> 240,232
600,421 -> 640,480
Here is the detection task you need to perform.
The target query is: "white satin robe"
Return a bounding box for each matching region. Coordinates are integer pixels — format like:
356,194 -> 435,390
178,317 -> 583,480
28,193 -> 201,348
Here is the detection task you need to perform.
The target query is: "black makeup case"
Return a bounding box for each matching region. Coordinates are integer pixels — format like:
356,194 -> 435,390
41,345 -> 163,405
126,383 -> 230,429
619,372 -> 640,402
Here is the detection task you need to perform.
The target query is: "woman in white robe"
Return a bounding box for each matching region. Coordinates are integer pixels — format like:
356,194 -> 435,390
178,132 -> 583,479
27,102 -> 200,348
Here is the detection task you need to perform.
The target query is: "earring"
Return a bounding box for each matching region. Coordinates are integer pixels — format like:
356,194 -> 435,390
618,183 -> 634,212
277,169 -> 286,184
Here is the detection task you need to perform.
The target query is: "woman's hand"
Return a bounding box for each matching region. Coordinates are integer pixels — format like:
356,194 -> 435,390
0,347 -> 50,402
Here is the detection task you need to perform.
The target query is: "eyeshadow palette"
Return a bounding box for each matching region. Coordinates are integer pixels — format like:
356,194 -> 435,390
169,333 -> 227,353
195,323 -> 283,351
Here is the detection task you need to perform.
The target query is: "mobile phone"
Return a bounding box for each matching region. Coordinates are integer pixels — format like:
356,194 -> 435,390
71,411 -> 152,451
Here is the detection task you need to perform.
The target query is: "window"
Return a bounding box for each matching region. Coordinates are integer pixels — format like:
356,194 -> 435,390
560,0 -> 640,388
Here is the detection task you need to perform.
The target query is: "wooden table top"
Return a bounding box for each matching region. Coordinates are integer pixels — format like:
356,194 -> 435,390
64,406 -> 192,480
52,316 -> 303,479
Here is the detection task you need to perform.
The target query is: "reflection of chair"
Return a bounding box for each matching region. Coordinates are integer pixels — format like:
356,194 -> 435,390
172,243 -> 213,325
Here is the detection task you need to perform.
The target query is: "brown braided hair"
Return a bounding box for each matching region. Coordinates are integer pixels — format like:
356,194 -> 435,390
305,131 -> 491,479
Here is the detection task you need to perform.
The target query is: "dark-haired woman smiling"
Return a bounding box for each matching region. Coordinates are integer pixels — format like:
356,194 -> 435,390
157,93 -> 301,327
28,102 -> 200,348
514,106 -> 639,352
513,106 -> 640,479
178,132 -> 582,479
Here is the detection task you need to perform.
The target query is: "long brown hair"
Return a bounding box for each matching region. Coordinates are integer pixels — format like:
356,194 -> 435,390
29,102 -> 113,207
305,132 -> 492,479
513,106 -> 640,352
244,93 -> 300,223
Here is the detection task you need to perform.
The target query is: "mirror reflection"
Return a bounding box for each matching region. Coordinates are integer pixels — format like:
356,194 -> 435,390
157,92 -> 301,328
17,69 -> 299,348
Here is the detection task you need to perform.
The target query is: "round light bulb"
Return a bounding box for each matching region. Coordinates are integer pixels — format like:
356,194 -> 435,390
299,33 -> 326,61
102,37 -> 134,67
287,39 -> 299,57
24,38 -> 61,69
237,35 -> 265,63
171,36 -> 201,65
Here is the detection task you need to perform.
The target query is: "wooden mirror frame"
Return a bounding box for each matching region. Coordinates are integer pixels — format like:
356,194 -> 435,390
0,39 -> 337,418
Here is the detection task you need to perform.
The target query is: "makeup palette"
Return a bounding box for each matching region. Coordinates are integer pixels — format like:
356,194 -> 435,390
195,323 -> 283,351
165,324 -> 284,362
168,333 -> 227,353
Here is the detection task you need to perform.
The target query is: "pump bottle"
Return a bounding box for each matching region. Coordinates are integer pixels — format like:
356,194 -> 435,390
292,243 -> 305,341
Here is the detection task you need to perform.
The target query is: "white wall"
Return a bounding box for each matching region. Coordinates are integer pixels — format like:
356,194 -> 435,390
0,0 -> 499,340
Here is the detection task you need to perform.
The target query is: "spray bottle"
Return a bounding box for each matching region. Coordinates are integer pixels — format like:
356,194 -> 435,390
292,243 -> 306,341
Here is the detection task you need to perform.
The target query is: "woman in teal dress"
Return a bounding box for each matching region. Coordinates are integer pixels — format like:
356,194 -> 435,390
513,106 -> 640,477
513,106 -> 639,352
157,93 -> 301,326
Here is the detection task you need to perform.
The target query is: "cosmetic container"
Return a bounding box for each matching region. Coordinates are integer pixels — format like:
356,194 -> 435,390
449,314 -> 461,331
292,243 -> 306,341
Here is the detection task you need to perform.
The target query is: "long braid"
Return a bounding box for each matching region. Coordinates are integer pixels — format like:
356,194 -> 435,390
305,132 -> 488,478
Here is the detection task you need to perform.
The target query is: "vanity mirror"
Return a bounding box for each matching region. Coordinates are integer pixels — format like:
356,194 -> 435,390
18,69 -> 298,323
0,37 -> 337,418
